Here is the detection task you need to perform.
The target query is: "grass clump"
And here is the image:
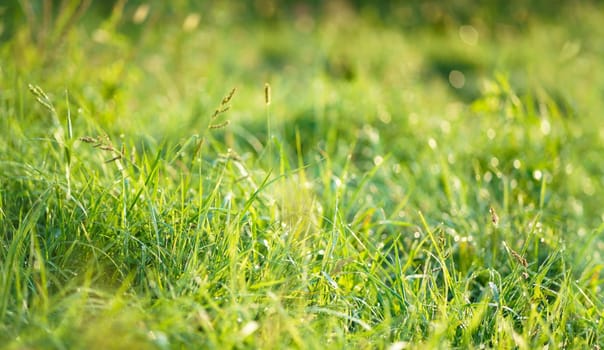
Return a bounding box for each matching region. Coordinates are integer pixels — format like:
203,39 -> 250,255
1,1 -> 604,349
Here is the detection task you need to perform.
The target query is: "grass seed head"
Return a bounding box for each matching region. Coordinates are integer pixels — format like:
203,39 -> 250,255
510,248 -> 528,268
222,87 -> 237,105
264,83 -> 271,105
489,206 -> 499,226
79,136 -> 96,143
210,88 -> 236,127
208,120 -> 230,130
28,84 -> 56,113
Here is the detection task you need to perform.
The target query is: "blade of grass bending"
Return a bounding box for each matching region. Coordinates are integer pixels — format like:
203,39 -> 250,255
127,143 -> 164,215
418,211 -> 452,312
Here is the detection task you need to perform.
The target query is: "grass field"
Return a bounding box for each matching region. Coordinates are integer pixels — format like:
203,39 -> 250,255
1,1 -> 604,349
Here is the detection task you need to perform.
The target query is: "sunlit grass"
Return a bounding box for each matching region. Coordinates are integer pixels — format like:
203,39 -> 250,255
1,2 -> 603,349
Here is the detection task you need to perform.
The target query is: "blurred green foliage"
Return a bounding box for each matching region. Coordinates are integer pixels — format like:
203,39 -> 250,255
2,0 -> 600,40
1,1 -> 604,348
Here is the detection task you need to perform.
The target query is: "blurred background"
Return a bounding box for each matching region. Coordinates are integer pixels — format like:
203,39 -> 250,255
2,0 -> 604,225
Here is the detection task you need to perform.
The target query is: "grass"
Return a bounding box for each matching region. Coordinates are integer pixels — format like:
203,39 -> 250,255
1,1 -> 604,349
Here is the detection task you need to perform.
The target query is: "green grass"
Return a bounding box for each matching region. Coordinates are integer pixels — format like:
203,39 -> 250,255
1,2 -> 604,349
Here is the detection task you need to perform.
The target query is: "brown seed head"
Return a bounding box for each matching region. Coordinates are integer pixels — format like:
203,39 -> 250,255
222,87 -> 236,105
489,206 -> 499,226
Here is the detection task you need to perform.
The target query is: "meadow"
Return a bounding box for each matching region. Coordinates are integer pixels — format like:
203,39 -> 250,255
1,1 -> 603,349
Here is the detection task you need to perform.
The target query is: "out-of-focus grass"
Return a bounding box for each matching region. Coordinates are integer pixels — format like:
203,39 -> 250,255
1,1 -> 603,349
